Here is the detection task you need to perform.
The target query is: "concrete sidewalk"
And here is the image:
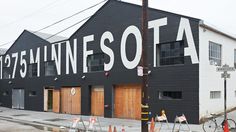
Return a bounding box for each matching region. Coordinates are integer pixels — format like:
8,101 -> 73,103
0,106 -> 233,132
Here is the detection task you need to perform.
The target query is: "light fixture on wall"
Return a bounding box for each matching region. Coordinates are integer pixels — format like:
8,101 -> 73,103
81,75 -> 86,80
54,77 -> 58,81
8,81 -> 12,84
148,70 -> 151,75
105,71 -> 109,77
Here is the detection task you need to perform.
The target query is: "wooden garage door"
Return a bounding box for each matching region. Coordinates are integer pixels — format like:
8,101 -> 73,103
114,84 -> 141,120
53,90 -> 60,113
61,87 -> 81,114
91,87 -> 104,116
71,88 -> 81,114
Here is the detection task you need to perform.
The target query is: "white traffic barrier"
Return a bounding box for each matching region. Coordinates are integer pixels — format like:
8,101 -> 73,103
155,110 -> 170,131
172,114 -> 191,132
69,117 -> 86,132
87,116 -> 102,132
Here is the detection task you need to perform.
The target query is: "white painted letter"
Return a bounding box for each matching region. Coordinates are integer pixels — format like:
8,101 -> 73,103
148,17 -> 167,67
66,39 -> 77,74
177,17 -> 199,64
20,51 -> 27,78
100,31 -> 114,71
4,54 -> 11,79
121,25 -> 142,69
51,43 -> 61,75
44,46 -> 47,62
83,35 -> 94,73
12,52 -> 18,79
30,47 -> 40,77
0,56 -> 2,79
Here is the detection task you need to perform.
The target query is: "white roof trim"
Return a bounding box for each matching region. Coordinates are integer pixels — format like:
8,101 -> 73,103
199,20 -> 236,41
28,30 -> 68,43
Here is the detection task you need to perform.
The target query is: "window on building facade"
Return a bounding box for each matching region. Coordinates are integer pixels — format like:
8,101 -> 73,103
234,49 -> 236,68
3,67 -> 10,79
159,41 -> 184,66
45,61 -> 56,76
159,91 -> 182,100
29,91 -> 37,97
28,64 -> 37,77
209,41 -> 222,66
210,91 -> 221,99
87,53 -> 104,72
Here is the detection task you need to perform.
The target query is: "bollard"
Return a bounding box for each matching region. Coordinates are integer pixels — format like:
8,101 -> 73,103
108,125 -> 112,132
149,117 -> 155,132
113,126 -> 117,132
121,125 -> 125,132
224,120 -> 229,132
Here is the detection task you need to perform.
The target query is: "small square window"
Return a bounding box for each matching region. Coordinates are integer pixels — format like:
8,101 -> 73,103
45,61 -> 56,76
158,41 -> 184,66
3,67 -> 10,79
87,53 -> 104,72
210,91 -> 221,99
209,42 -> 222,66
28,64 -> 38,77
29,91 -> 37,97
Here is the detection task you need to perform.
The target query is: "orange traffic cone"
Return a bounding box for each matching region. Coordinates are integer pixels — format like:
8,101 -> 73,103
108,125 -> 112,132
224,120 -> 229,132
113,126 -> 117,132
121,125 -> 125,132
150,117 -> 155,132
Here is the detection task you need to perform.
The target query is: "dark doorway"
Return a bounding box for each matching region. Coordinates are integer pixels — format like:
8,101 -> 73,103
47,90 -> 53,111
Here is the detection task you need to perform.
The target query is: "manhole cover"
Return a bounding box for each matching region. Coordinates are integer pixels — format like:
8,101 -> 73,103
44,118 -> 66,122
12,114 -> 29,117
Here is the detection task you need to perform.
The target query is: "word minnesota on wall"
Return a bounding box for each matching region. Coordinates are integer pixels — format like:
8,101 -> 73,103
0,17 -> 199,79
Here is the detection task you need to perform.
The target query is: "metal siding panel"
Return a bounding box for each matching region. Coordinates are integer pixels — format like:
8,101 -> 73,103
19,89 -> 24,109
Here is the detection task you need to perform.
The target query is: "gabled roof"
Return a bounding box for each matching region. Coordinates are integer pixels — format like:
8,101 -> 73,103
0,48 -> 7,55
70,0 -> 236,41
28,30 -> 68,43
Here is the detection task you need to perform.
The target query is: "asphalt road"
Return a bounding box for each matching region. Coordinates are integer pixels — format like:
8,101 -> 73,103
0,119 -> 67,132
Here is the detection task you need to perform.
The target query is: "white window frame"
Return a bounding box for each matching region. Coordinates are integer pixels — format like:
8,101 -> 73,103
210,91 -> 221,99
209,41 -> 222,66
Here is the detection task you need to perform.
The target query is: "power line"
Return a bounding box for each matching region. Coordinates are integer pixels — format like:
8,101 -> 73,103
34,0 -> 107,33
0,0 -> 65,28
0,40 -> 15,47
46,16 -> 92,40
0,0 -> 107,47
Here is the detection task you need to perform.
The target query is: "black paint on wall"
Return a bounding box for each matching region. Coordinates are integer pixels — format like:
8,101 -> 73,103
0,0 -> 200,123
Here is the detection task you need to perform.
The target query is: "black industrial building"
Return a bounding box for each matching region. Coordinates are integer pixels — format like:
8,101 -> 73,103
0,0 -> 201,123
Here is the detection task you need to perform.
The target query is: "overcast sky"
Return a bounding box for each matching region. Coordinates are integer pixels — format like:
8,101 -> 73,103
0,0 -> 235,49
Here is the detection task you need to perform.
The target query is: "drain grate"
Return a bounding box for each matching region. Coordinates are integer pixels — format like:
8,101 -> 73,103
44,118 -> 66,122
12,114 -> 29,117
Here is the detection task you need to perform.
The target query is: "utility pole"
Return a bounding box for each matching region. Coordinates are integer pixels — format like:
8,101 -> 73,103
141,0 -> 149,131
